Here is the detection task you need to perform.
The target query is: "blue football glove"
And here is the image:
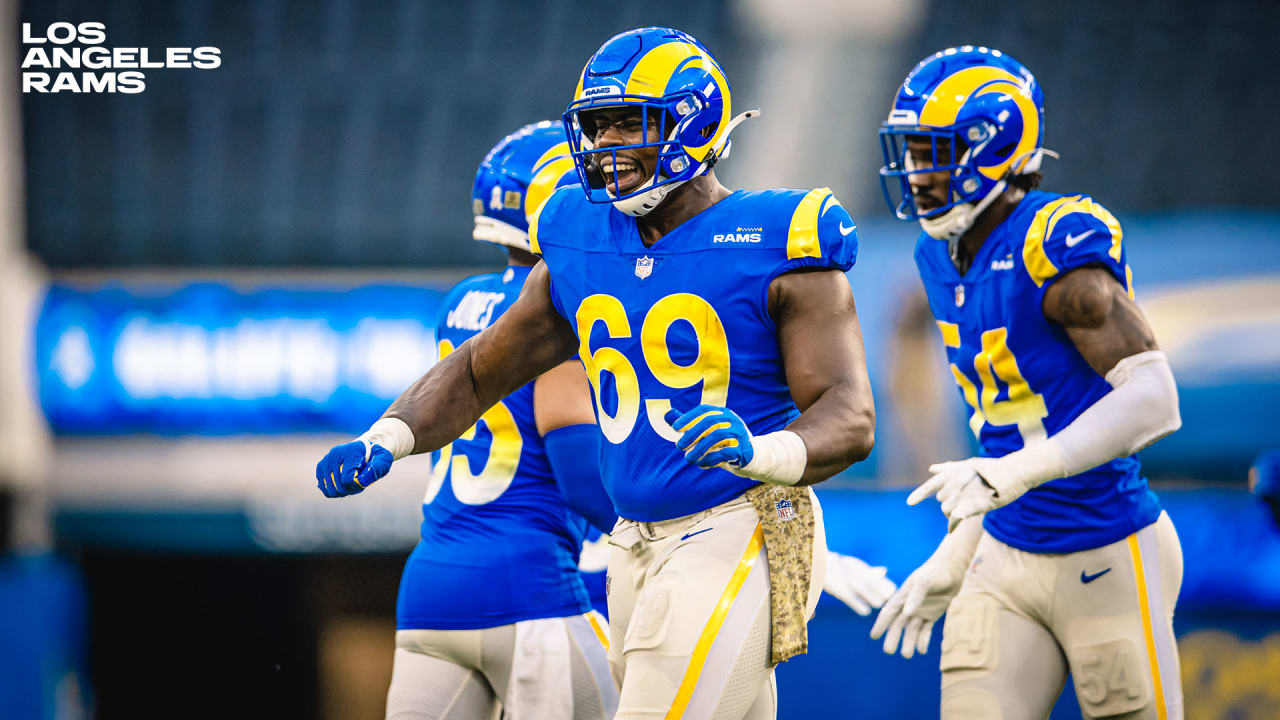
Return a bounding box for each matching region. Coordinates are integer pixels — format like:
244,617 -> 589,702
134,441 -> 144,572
315,440 -> 394,498
665,404 -> 754,469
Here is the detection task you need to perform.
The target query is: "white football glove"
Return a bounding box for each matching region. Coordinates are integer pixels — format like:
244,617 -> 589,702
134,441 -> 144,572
822,550 -> 897,616
870,516 -> 982,659
907,441 -> 1068,526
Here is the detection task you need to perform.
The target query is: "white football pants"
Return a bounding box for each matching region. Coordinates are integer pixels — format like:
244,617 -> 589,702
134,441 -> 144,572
606,491 -> 827,720
941,511 -> 1183,719
385,612 -> 617,720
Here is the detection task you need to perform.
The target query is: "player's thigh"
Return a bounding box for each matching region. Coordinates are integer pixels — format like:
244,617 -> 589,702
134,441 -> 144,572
564,613 -> 620,720
385,646 -> 498,720
482,615 -> 619,720
614,506 -> 772,720
1055,513 -> 1184,720
940,590 -> 1068,720
606,540 -> 640,687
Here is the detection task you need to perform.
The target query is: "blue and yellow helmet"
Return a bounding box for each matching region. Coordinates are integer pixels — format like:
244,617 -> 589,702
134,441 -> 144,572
562,27 -> 755,216
879,46 -> 1046,238
471,121 -> 576,251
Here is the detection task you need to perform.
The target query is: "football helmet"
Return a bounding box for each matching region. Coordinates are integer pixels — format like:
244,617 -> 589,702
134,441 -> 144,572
562,27 -> 757,217
879,46 -> 1047,241
472,121 -> 576,251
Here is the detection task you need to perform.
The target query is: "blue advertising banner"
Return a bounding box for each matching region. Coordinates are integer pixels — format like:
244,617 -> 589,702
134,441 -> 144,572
36,283 -> 444,435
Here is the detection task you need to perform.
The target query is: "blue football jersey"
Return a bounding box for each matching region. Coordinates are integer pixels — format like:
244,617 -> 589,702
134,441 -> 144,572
915,190 -> 1161,553
396,265 -> 592,630
532,187 -> 858,522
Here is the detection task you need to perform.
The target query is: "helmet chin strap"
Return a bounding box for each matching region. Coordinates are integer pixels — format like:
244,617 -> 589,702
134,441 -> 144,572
608,109 -> 760,218
918,177 -> 1007,242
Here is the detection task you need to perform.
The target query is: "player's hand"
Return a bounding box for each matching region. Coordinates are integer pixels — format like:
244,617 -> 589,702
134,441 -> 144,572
870,516 -> 982,659
823,550 -> 897,616
665,405 -> 754,469
315,440 -> 393,498
907,457 -> 1008,525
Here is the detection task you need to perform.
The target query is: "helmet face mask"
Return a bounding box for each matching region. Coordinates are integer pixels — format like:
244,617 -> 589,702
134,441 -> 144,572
879,120 -> 995,222
568,100 -> 685,199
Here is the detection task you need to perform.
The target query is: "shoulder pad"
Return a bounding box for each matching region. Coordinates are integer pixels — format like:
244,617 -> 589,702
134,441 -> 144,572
770,187 -> 858,272
528,185 -> 579,256
1021,194 -> 1123,288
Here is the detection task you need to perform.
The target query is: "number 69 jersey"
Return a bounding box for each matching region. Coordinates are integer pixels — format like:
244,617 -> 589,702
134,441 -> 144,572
396,265 -> 591,631
915,189 -> 1162,554
532,186 -> 858,522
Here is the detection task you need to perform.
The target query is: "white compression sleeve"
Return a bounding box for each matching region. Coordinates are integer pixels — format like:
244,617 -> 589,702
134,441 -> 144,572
357,417 -> 416,461
988,350 -> 1181,491
1053,349 -> 1181,475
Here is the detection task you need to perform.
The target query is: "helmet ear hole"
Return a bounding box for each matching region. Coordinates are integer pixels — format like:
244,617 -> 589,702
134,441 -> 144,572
994,143 -> 1015,159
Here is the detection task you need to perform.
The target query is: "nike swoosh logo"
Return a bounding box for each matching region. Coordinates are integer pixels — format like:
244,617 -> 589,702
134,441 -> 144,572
1080,568 -> 1112,584
681,528 -> 713,541
1064,229 -> 1096,247
838,222 -> 855,237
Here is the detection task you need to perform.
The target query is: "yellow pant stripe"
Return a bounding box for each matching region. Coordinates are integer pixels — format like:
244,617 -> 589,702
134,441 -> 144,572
665,522 -> 764,720
586,611 -> 609,652
1127,534 -> 1167,720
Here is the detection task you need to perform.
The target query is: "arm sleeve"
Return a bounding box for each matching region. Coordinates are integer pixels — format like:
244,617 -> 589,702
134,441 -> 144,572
544,423 -> 617,534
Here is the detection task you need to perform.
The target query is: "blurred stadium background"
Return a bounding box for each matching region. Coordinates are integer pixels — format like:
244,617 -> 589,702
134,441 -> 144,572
4,0 -> 1279,717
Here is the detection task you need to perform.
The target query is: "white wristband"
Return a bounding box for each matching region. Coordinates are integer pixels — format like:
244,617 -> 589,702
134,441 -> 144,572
357,417 -> 416,461
730,430 -> 807,486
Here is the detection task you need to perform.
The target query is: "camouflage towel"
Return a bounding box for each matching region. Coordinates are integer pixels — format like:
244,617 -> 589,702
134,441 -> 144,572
745,484 -> 815,664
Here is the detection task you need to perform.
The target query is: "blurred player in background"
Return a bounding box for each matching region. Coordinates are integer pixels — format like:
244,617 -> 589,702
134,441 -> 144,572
870,47 -> 1185,719
320,122 -> 618,719
318,26 -> 878,720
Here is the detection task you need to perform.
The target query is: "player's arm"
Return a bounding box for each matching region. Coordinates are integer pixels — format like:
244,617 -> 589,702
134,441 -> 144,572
315,263 -> 579,497
389,263 -> 578,451
534,361 -> 617,534
772,268 -> 877,483
910,266 -> 1180,522
1043,266 -> 1156,372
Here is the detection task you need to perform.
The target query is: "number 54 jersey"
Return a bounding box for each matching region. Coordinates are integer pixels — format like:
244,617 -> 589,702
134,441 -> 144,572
532,186 -> 858,522
915,189 -> 1162,554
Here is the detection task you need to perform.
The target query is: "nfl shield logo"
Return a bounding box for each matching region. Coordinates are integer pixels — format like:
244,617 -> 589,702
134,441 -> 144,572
775,499 -> 795,522
635,256 -> 654,279
954,283 -> 966,307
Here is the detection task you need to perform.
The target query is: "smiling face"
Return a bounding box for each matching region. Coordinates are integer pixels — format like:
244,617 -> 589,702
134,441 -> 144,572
578,106 -> 666,196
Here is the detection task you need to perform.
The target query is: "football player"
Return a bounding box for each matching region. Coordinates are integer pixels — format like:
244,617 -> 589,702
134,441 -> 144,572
870,47 -> 1185,719
318,122 -> 619,719
317,27 -> 877,720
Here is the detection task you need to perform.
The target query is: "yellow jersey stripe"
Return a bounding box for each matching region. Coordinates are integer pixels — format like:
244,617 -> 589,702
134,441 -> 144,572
665,523 -> 764,720
1022,196 -> 1073,287
527,200 -> 546,255
936,320 -> 961,348
1127,534 -> 1168,720
586,611 -> 609,651
786,188 -> 832,260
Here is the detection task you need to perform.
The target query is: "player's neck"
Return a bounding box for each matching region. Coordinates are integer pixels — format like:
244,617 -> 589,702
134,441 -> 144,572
954,186 -> 1026,273
506,247 -> 539,267
635,173 -> 733,248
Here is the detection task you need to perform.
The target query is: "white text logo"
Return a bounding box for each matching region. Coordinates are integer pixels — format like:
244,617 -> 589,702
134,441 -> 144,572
713,227 -> 763,244
21,22 -> 221,94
